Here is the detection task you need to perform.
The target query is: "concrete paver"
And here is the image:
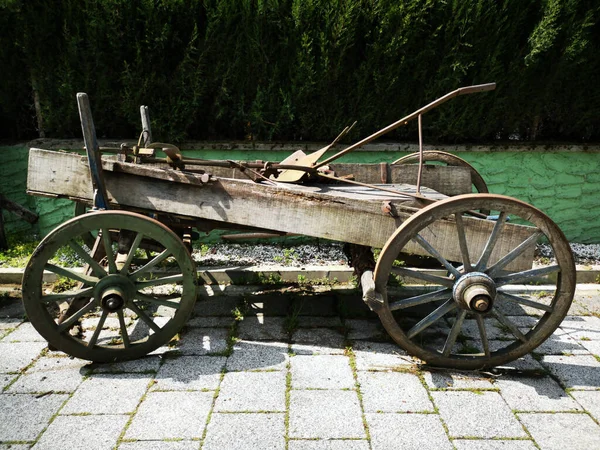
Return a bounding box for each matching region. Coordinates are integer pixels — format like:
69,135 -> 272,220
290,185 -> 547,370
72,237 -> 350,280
432,391 -> 527,438
125,391 -> 213,440
32,414 -> 129,450
290,355 -> 354,389
61,373 -> 150,414
289,390 -> 365,439
153,356 -> 225,391
1,285 -> 600,448
215,370 -> 286,412
358,371 -> 433,412
203,413 -> 285,450
518,412 -> 600,450
366,413 -> 452,450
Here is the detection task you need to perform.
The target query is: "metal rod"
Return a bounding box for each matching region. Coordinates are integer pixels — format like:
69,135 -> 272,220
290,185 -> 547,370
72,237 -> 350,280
314,83 -> 496,170
140,105 -> 152,147
416,114 -> 423,194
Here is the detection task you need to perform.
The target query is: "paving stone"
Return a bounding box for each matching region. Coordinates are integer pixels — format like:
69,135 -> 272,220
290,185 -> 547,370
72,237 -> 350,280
560,316 -> 600,340
289,390 -> 365,439
238,316 -> 289,341
118,442 -> 199,450
0,298 -> 25,318
215,371 -> 286,412
227,340 -> 289,372
496,375 -> 582,412
194,297 -> 240,316
569,390 -> 600,421
0,342 -> 46,373
452,440 -> 537,450
1,322 -> 46,342
0,373 -> 16,389
345,319 -> 385,340
577,338 -> 600,356
32,414 -> 129,450
187,315 -> 234,328
297,316 -> 343,328
177,327 -> 229,355
432,391 -> 527,438
61,373 -> 150,414
495,354 -> 545,372
0,394 -> 68,441
288,440 -> 369,450
518,412 -> 600,450
90,355 -> 162,373
0,444 -> 31,450
125,391 -> 213,440
291,328 -> 346,355
246,296 -> 294,317
358,371 -> 433,413
531,328 -> 589,355
203,413 -> 285,450
458,318 -> 511,340
352,341 -> 413,370
422,370 -> 495,390
541,354 -> 600,390
290,355 -> 354,389
292,296 -> 338,316
153,356 -> 224,391
0,318 -> 24,332
8,356 -> 88,393
366,413 -> 452,450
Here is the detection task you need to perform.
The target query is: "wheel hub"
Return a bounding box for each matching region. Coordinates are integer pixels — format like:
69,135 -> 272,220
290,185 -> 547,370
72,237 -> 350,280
101,287 -> 126,311
94,274 -> 135,312
453,272 -> 496,313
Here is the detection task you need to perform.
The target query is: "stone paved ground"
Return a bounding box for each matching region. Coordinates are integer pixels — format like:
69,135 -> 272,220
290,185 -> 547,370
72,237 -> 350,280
1,285 -> 600,449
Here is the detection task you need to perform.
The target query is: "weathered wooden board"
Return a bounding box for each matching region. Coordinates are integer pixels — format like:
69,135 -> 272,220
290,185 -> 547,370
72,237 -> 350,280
167,162 -> 472,196
27,149 -> 534,270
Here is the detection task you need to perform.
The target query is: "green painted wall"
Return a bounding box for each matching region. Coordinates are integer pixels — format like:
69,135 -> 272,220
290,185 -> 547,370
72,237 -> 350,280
1,145 -> 598,243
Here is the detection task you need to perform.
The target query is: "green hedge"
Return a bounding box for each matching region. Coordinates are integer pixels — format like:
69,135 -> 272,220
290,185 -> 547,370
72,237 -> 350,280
1,0 -> 598,143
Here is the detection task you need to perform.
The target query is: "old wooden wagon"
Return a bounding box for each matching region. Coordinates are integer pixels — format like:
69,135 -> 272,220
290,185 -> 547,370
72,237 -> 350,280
21,84 -> 575,369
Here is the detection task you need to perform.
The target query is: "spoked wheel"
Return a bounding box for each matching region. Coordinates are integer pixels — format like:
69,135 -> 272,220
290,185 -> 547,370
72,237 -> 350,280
374,194 -> 575,369
22,211 -> 197,362
393,150 -> 489,194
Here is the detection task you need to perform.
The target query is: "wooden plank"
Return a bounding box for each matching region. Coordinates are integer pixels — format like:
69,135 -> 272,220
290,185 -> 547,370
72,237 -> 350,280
27,149 -> 534,270
329,163 -> 472,196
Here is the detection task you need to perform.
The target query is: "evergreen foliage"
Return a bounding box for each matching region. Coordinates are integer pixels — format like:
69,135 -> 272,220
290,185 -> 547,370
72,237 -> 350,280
0,0 -> 598,142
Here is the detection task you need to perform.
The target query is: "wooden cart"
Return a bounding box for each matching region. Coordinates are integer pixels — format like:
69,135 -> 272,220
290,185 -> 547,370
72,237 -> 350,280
21,85 -> 575,369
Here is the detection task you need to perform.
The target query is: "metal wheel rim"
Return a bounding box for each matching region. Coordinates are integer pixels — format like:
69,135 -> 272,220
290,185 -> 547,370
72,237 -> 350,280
374,193 -> 575,369
393,150 -> 489,194
22,211 -> 197,362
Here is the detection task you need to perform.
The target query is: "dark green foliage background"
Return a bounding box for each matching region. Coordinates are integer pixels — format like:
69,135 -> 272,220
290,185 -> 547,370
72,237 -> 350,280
1,0 -> 598,143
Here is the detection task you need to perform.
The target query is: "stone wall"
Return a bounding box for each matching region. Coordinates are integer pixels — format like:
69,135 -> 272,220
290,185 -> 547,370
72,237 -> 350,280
1,142 -> 598,243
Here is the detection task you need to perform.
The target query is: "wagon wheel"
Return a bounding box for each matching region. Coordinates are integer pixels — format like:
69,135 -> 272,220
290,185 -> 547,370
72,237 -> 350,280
393,150 -> 489,195
22,211 -> 197,362
374,194 -> 575,369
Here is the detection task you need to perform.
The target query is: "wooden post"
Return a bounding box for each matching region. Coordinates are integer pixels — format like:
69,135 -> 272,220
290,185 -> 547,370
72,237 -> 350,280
77,93 -> 110,210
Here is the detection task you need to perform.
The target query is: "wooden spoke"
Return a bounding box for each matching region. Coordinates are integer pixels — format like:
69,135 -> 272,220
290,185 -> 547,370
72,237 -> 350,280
388,288 -> 452,311
41,286 -> 95,304
492,310 -> 528,343
57,300 -> 96,333
391,267 -> 454,288
117,309 -> 131,348
486,231 -> 543,277
44,264 -> 99,286
455,213 -> 472,272
120,232 -> 144,274
135,292 -> 181,310
67,239 -> 107,278
475,315 -> 490,358
497,291 -> 553,312
128,249 -> 173,279
101,228 -> 117,274
135,274 -> 185,290
413,233 -> 461,278
475,211 -> 507,271
442,310 -> 467,357
407,300 -> 457,339
495,265 -> 560,287
87,310 -> 108,348
127,302 -> 162,334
